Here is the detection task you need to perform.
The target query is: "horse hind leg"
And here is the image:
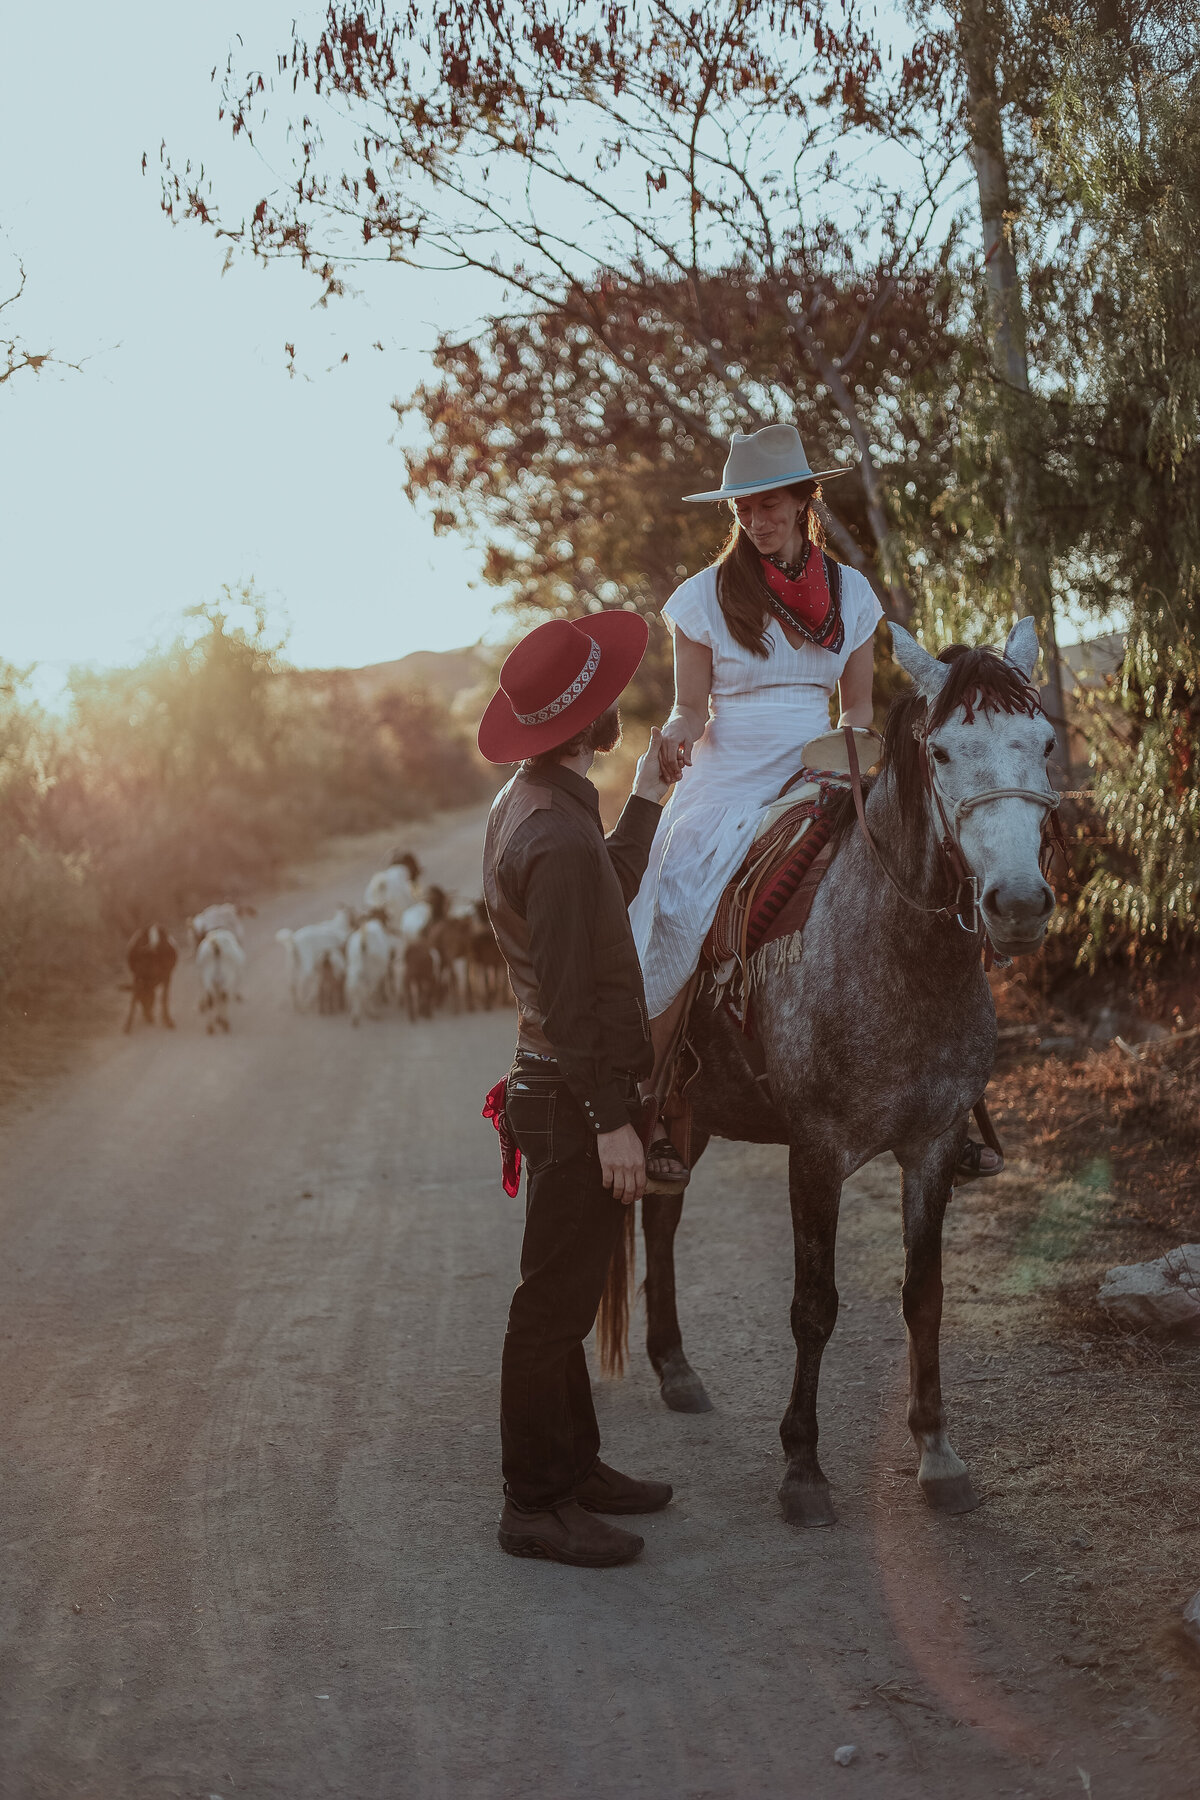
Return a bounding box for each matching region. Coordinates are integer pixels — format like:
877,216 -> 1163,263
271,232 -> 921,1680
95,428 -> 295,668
899,1128 -> 981,1516
643,1164 -> 713,1414
778,1143 -> 840,1528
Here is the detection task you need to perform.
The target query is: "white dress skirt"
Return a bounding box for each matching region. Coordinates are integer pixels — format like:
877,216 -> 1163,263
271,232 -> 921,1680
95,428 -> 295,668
629,560 -> 883,1017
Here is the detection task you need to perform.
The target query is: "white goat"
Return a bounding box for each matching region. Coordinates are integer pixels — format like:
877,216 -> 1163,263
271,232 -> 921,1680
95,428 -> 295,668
196,928 -> 245,1034
191,902 -> 253,947
363,853 -> 420,933
275,905 -> 356,1011
346,917 -> 395,1026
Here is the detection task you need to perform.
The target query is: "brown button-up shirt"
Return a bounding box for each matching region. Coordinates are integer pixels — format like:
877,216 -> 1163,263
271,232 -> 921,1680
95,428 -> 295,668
483,761 -> 660,1134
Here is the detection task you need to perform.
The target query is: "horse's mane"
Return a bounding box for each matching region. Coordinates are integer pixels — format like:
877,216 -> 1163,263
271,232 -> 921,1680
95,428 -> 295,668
824,641 -> 1045,857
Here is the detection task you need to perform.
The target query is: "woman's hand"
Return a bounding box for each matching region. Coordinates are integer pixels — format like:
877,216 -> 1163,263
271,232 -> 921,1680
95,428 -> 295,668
633,728 -> 671,805
658,711 -> 697,784
660,627 -> 712,786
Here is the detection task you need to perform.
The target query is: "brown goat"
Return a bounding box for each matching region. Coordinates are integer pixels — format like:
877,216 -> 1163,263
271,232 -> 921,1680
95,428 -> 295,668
124,924 -> 178,1032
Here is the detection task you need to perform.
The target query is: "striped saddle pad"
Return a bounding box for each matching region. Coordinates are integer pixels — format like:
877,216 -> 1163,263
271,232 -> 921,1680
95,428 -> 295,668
704,769 -> 851,1022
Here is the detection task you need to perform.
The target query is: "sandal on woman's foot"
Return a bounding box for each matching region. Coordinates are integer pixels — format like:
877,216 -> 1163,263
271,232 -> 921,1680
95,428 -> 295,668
646,1133 -> 690,1191
955,1138 -> 1003,1183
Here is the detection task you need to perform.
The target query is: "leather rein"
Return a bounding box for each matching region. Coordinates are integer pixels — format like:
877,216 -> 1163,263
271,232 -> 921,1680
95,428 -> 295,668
842,721 -> 1066,944
842,715 -> 1069,1170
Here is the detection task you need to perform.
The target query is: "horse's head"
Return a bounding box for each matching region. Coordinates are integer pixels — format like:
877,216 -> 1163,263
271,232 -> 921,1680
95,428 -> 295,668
889,617 -> 1059,956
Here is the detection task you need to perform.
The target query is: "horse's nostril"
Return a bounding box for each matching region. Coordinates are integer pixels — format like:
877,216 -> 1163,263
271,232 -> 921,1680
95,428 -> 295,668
982,879 -> 1055,920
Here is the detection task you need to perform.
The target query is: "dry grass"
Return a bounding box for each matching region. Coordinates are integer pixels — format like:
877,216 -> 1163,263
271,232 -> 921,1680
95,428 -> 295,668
0,986 -> 119,1117
943,1168 -> 1200,1712
925,961 -> 1200,1711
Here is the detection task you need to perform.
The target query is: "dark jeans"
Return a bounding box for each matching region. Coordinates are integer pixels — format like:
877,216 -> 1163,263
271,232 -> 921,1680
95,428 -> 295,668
500,1057 -> 635,1510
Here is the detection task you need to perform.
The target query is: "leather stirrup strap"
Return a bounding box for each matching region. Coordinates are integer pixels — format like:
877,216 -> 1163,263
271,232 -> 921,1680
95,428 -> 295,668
971,1097 -> 1003,1159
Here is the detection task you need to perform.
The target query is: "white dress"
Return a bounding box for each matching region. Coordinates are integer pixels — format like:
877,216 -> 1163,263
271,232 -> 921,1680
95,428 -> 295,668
629,560 -> 883,1016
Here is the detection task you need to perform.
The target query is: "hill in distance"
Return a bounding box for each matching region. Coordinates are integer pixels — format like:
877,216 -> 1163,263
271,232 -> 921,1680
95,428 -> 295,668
294,644 -> 495,715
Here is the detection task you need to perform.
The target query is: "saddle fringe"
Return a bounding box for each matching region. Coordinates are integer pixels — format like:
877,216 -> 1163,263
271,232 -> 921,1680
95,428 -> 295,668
746,929 -> 805,993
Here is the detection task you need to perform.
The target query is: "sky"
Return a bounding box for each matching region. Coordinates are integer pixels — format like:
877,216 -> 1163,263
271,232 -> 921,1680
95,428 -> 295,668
0,3 -> 503,697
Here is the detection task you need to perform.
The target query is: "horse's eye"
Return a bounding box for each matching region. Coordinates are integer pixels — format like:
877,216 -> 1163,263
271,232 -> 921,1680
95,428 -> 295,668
1044,738 -> 1055,757
931,746 -> 950,766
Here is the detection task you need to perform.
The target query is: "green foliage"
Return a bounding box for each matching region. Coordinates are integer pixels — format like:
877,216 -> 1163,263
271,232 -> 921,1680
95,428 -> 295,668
1071,626 -> 1200,964
1035,16 -> 1200,960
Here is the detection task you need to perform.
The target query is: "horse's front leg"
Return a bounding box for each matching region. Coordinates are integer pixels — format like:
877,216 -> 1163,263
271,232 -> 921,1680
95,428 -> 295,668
897,1124 -> 981,1515
779,1144 -> 840,1527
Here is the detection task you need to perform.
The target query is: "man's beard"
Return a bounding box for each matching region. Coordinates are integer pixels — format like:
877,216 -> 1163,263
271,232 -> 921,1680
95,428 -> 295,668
584,704 -> 622,755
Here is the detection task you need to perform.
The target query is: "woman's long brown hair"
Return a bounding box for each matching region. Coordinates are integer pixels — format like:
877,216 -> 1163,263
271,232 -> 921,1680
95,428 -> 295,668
713,479 -> 831,656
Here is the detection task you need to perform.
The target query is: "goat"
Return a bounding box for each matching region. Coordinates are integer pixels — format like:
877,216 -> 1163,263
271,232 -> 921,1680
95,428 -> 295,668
317,947 -> 346,1015
197,928 -> 245,1034
276,905 -> 356,1010
346,917 -> 394,1025
363,850 -> 421,933
402,940 -> 439,1022
399,881 -> 449,944
191,901 -> 255,947
428,904 -> 475,1013
467,900 -> 509,1011
124,924 -> 178,1032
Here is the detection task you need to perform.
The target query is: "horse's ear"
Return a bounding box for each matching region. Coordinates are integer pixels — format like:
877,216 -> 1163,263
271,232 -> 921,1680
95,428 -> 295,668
889,623 -> 949,704
1003,615 -> 1039,680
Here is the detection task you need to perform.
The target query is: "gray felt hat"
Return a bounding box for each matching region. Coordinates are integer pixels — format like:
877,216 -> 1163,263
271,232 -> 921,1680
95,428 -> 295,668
684,424 -> 850,503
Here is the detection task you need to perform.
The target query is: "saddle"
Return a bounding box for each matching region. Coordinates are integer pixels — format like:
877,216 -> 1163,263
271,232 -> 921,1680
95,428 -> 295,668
703,766 -> 851,1028
647,762 -> 850,1187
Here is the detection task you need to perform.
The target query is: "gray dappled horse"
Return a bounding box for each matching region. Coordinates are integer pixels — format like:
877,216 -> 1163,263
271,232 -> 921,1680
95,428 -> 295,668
637,618 -> 1060,1527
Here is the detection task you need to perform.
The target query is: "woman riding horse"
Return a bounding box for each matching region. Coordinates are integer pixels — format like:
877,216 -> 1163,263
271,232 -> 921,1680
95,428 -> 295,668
629,424 -> 999,1186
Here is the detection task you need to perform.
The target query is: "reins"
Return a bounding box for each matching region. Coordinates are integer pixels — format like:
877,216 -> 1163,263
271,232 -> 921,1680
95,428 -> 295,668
843,710 -> 1068,1173
843,720 -> 1064,941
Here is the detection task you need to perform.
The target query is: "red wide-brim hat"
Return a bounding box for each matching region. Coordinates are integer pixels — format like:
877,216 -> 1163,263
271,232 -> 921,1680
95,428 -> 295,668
478,611 -> 649,764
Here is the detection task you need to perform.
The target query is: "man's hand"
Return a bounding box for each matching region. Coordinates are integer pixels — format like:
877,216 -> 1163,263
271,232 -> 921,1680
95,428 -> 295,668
632,727 -> 671,805
597,1122 -> 646,1205
657,712 -> 696,785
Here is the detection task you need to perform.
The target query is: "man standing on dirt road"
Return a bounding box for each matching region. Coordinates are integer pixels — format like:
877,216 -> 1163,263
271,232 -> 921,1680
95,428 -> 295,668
479,613 -> 673,1568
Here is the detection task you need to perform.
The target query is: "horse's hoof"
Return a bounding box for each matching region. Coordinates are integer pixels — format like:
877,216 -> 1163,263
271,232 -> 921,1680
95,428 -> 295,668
779,1479 -> 836,1528
656,1350 -> 713,1414
920,1471 -> 981,1515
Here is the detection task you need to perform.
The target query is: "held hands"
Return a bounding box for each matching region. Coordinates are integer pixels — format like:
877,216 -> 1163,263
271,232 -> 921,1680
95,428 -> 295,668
597,1122 -> 646,1205
633,728 -> 672,805
657,712 -> 696,786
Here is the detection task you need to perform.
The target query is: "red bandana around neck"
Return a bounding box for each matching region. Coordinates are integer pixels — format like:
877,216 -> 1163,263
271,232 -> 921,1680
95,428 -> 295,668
760,547 -> 844,654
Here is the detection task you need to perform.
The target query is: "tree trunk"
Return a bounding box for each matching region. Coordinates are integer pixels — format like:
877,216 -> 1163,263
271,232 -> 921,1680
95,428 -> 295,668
959,0 -> 1072,786
787,309 -> 914,625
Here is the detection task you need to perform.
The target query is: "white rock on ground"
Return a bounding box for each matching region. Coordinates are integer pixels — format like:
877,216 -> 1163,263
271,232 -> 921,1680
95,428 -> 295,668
1098,1245 -> 1200,1338
1183,1590 -> 1200,1651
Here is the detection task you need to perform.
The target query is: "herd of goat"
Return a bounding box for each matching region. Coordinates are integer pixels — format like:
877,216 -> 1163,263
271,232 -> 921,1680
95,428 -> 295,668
123,851 -> 509,1037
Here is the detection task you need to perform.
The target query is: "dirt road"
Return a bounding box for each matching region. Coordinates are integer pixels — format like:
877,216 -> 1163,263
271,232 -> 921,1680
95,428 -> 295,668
0,809 -> 1190,1798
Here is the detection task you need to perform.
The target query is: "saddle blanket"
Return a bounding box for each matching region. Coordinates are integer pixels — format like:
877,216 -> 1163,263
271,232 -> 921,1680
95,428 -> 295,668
704,767 -> 850,1025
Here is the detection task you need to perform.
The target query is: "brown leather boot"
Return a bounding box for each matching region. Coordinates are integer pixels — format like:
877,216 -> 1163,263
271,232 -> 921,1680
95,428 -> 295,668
497,1498 -> 644,1566
574,1459 -> 673,1515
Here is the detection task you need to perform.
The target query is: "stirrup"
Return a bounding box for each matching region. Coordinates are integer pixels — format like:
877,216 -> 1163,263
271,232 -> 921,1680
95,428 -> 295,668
645,1133 -> 690,1193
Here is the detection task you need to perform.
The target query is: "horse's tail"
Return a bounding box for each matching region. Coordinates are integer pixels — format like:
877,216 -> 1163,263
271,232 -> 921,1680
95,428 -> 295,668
596,1203 -> 637,1378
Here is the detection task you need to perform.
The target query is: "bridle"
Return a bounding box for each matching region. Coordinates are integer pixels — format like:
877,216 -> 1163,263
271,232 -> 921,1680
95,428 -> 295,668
841,704 -> 1068,1170
844,716 -> 1067,944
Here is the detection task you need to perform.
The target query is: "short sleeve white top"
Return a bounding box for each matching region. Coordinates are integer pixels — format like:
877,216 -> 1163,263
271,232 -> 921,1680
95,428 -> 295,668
661,560 -> 882,709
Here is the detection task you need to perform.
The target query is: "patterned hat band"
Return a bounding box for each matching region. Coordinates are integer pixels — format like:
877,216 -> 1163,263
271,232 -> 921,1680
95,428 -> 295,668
512,635 -> 602,726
